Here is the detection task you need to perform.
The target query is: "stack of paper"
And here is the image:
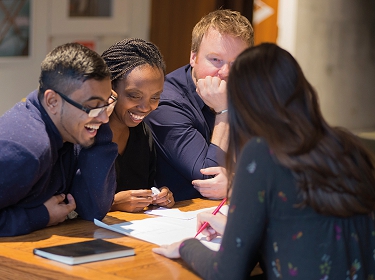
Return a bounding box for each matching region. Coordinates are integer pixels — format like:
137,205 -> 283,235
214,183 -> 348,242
94,207 -> 223,251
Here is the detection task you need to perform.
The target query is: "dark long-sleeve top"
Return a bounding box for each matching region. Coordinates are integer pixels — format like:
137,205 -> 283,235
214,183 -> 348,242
0,90 -> 118,236
115,122 -> 156,192
144,65 -> 226,201
179,137 -> 375,279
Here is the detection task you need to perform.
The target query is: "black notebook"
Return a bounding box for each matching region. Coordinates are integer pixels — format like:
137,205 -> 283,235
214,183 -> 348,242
33,239 -> 135,265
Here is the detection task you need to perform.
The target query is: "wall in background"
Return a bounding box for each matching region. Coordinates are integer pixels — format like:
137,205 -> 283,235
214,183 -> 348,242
0,0 -> 48,116
0,0 -> 150,116
150,0 -> 255,74
276,0 -> 298,54
149,0 -> 217,74
1,0 -> 374,134
293,0 -> 375,131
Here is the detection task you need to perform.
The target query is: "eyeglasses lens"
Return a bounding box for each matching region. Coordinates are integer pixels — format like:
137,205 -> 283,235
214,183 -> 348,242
88,97 -> 117,118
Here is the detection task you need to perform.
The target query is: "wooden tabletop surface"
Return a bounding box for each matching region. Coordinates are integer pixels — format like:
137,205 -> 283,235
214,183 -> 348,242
0,199 -> 222,280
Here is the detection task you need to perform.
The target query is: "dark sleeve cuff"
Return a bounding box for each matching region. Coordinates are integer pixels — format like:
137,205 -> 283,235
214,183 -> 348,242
26,204 -> 50,233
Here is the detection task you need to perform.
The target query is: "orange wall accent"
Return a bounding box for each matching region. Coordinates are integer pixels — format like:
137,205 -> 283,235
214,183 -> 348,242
253,0 -> 278,45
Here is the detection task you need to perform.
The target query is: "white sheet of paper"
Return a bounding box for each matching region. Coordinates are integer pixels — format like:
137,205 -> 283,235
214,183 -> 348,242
144,206 -> 216,219
94,207 -> 222,251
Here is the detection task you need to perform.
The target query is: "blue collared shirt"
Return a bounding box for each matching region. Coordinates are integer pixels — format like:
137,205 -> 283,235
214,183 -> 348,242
145,65 -> 226,201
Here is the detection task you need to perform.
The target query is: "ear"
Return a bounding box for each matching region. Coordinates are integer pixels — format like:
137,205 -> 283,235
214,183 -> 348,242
190,51 -> 197,68
43,89 -> 59,115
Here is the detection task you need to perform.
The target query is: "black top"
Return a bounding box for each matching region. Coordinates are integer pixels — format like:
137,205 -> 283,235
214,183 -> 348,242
179,137 -> 375,279
115,122 -> 156,192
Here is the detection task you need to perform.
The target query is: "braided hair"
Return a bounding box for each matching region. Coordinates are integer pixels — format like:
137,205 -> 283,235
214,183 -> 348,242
101,38 -> 166,89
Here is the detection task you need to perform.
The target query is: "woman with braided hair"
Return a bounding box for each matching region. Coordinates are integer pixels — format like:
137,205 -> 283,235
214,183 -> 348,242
101,38 -> 175,212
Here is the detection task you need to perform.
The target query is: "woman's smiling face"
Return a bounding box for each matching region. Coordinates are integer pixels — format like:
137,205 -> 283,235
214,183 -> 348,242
111,65 -> 164,127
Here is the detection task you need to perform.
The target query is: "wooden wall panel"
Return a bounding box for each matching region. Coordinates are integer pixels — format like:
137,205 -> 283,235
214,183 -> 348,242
150,0 -> 255,73
150,0 -> 216,73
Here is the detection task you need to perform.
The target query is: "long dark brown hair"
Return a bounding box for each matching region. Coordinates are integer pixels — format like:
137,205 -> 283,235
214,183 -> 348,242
226,43 -> 375,217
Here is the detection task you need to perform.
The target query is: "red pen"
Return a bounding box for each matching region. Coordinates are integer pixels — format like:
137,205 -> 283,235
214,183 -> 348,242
194,198 -> 227,238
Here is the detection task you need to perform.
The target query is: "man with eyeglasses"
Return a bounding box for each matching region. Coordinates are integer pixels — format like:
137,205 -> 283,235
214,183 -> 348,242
0,43 -> 118,236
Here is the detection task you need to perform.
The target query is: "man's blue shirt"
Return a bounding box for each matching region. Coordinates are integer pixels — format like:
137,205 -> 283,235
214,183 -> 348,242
0,90 -> 118,236
145,65 -> 225,201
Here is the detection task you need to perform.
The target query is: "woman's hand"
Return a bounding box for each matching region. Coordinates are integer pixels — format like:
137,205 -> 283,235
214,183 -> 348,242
152,186 -> 175,208
111,189 -> 153,212
196,211 -> 227,241
152,240 -> 183,259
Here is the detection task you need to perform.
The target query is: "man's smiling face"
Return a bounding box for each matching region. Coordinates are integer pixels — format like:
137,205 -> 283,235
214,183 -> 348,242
56,78 -> 112,148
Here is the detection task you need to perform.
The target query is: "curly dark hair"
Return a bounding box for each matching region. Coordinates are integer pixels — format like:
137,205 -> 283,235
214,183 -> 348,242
101,38 -> 166,90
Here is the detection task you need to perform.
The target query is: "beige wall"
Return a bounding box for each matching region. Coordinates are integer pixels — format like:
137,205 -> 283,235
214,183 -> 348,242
0,0 -> 150,116
1,0 -> 374,134
294,0 -> 375,131
278,0 -> 375,132
0,0 -> 48,115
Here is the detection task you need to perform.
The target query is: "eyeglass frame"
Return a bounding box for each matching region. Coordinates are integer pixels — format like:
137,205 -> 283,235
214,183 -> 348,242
52,89 -> 117,118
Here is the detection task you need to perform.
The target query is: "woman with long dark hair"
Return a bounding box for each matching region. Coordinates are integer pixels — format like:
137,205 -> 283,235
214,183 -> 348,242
153,43 -> 375,279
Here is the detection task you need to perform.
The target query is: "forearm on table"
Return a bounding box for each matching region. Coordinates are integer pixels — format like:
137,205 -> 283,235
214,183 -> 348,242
0,204 -> 49,236
72,145 -> 117,219
210,114 -> 229,153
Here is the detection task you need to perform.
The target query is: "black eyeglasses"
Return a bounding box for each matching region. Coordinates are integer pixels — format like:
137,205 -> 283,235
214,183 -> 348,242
53,90 -> 117,118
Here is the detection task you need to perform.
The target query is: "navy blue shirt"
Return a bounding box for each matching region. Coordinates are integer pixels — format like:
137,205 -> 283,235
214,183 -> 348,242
0,90 -> 118,236
145,65 -> 226,201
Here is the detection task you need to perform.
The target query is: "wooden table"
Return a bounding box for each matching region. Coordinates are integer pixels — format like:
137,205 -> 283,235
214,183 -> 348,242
0,198 -> 262,279
0,199 -> 205,279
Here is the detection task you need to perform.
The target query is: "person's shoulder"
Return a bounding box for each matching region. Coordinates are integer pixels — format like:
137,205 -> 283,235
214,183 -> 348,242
134,121 -> 152,136
243,137 -> 270,153
241,138 -> 290,178
240,137 -> 276,164
141,121 -> 152,133
0,100 -> 51,157
163,64 -> 191,99
0,100 -> 44,136
142,122 -> 155,150
131,122 -> 154,146
122,124 -> 154,159
165,64 -> 190,81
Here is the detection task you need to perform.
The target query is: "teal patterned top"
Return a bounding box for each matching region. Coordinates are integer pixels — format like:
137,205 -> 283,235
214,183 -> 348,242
180,137 -> 375,279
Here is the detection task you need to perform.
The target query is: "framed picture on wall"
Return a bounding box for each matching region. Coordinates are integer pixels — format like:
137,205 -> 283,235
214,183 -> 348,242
50,0 -> 130,36
0,0 -> 30,57
69,0 -> 112,18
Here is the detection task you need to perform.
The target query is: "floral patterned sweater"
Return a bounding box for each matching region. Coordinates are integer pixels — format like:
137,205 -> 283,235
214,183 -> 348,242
179,137 -> 375,279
